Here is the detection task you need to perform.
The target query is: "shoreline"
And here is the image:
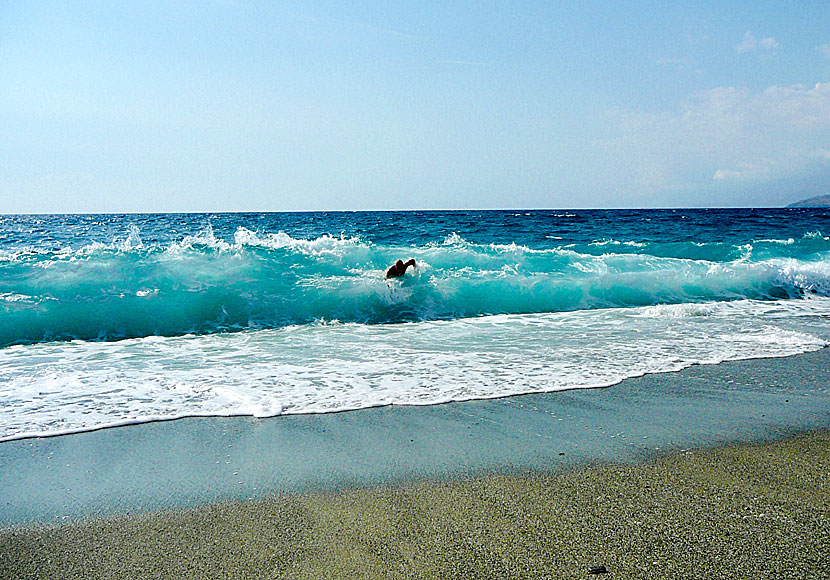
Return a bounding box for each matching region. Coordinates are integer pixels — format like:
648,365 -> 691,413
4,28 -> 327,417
3,344 -> 825,446
3,430 -> 828,579
1,347 -> 829,527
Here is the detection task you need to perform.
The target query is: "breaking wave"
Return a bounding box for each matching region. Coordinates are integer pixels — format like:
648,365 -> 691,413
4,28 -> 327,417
1,226 -> 829,347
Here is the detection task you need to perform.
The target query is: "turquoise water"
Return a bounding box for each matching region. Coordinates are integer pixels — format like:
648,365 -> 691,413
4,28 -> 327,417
1,209 -> 830,441
2,210 -> 830,345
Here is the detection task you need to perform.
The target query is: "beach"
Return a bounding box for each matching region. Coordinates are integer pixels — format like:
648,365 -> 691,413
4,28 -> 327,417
2,430 -> 828,579
2,348 -> 830,579
4,0 -> 830,572
2,210 -> 830,578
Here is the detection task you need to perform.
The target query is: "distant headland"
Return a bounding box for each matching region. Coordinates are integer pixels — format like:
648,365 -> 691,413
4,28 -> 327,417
787,194 -> 830,208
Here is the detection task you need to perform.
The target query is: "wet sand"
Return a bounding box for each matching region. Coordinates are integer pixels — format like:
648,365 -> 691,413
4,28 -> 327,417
2,430 -> 828,579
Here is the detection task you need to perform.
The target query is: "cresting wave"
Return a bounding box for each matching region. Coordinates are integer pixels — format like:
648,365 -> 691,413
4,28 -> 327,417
1,226 -> 829,347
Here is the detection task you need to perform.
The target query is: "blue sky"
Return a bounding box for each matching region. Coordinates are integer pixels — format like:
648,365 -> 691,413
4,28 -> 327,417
1,1 -> 829,212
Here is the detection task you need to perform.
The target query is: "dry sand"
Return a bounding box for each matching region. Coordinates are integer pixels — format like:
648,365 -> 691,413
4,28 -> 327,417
2,430 -> 828,579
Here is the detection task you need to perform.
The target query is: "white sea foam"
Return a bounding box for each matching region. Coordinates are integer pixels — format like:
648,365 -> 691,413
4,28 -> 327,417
1,297 -> 829,442
754,237 -> 795,245
589,238 -> 648,248
232,227 -> 366,256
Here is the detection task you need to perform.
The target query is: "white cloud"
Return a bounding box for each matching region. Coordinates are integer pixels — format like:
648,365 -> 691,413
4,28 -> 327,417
713,161 -> 773,181
595,83 -> 830,194
817,44 -> 830,59
736,31 -> 779,53
712,169 -> 739,180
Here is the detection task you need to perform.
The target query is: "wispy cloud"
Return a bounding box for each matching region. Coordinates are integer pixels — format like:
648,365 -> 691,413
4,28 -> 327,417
736,31 -> 779,53
817,44 -> 830,59
597,82 -> 830,192
713,161 -> 773,181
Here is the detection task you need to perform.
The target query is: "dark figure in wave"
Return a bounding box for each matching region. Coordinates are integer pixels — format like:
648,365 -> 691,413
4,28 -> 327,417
386,258 -> 416,278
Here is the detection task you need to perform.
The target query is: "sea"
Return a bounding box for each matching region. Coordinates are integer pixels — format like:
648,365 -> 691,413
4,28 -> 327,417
2,208 -> 830,443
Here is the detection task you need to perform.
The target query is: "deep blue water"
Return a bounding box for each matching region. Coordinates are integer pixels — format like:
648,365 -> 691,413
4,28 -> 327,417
3,208 -> 829,251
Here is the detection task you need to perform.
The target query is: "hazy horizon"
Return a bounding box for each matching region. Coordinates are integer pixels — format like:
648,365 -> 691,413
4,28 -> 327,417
3,204 -> 825,217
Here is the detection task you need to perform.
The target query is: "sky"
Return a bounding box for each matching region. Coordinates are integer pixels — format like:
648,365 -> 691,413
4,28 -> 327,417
1,1 -> 829,213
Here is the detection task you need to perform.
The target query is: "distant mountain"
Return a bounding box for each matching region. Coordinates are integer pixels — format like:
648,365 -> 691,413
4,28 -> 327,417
787,194 -> 830,208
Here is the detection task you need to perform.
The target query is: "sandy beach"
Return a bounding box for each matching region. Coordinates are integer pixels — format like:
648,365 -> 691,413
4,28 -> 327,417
2,349 -> 829,579
4,1 -> 830,576
2,430 -> 828,579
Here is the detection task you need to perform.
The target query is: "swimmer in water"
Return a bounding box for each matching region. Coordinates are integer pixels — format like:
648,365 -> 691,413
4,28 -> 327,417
386,258 -> 416,278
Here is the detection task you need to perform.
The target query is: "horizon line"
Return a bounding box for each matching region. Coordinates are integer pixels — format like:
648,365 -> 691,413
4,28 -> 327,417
0,205 -> 811,216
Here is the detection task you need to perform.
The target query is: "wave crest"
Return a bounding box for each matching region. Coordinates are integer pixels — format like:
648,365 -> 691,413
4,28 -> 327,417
1,226 -> 829,347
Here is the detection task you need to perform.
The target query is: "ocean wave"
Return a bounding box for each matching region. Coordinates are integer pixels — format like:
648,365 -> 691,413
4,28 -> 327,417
1,227 -> 829,347
2,297 -> 828,441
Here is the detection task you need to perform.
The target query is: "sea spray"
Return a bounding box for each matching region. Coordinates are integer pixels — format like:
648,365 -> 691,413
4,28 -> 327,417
1,226 -> 829,347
